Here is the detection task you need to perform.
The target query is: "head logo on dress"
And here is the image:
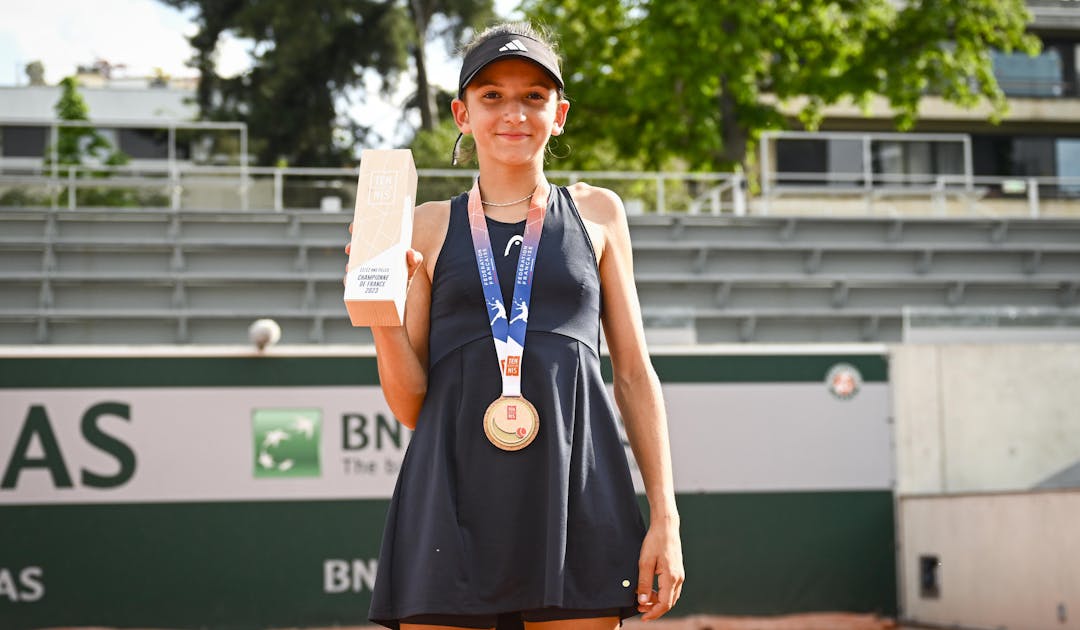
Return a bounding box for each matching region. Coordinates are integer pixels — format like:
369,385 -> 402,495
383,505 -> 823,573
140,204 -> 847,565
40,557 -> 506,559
499,39 -> 529,52
504,235 -> 524,257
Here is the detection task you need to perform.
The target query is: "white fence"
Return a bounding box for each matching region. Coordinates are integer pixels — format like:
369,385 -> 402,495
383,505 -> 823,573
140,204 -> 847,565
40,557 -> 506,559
5,122 -> 1080,216
0,162 -> 746,215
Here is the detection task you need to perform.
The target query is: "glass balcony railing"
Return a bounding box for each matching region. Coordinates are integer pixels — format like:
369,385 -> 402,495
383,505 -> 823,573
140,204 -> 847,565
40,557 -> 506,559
992,49 -> 1070,97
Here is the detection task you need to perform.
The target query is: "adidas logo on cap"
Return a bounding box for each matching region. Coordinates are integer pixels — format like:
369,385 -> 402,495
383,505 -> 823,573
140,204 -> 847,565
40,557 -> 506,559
499,39 -> 529,52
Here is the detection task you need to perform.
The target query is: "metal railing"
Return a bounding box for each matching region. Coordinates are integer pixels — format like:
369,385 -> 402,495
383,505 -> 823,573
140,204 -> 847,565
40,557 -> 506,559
761,170 -> 1080,217
4,121 -> 1080,216
6,161 -> 1080,217
902,305 -> 1080,343
0,162 -> 746,215
758,130 -> 1080,217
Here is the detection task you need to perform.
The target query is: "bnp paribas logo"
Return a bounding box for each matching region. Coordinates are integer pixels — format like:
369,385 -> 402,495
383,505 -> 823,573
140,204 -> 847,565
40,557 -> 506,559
252,409 -> 321,478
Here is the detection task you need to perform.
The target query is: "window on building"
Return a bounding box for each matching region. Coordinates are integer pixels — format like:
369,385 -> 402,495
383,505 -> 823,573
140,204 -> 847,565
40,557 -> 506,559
973,136 -> 1055,177
773,138 -> 871,187
992,36 -> 1080,98
1055,139 -> 1080,196
1015,137 -> 1057,176
825,139 -> 863,187
775,137 -> 966,188
117,128 -> 170,160
971,135 -> 1080,198
871,140 -> 964,186
775,138 -> 828,186
1,126 -> 48,158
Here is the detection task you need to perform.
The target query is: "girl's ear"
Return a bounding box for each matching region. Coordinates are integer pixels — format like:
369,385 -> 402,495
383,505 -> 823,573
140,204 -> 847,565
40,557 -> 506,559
451,98 -> 471,134
552,99 -> 570,136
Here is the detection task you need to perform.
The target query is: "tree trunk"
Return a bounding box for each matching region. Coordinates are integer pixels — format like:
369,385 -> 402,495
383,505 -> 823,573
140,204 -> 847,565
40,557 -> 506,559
717,76 -> 748,171
410,0 -> 438,131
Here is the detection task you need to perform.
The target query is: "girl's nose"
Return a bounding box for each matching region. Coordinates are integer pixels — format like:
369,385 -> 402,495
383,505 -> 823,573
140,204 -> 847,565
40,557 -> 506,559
503,104 -> 526,123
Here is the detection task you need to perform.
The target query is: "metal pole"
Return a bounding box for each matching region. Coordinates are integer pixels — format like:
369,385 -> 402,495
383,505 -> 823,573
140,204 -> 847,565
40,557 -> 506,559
760,133 -> 771,216
656,175 -> 665,214
963,135 -> 974,192
170,166 -> 182,210
50,123 -> 59,209
67,166 -> 75,210
862,134 -> 873,213
274,168 -> 284,212
933,175 -> 945,216
733,172 -> 747,216
1028,177 -> 1039,218
240,126 -> 249,210
168,124 -> 180,210
168,124 -> 176,171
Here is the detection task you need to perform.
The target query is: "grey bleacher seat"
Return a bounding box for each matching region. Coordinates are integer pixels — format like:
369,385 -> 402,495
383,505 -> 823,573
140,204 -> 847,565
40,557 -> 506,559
629,214 -> 1080,247
2,207 -> 1079,345
692,311 -> 902,343
0,209 -> 51,239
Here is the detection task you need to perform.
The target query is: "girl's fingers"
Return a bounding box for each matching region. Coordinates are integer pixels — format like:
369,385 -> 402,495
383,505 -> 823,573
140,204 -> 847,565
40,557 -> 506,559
405,249 -> 424,282
636,589 -> 657,614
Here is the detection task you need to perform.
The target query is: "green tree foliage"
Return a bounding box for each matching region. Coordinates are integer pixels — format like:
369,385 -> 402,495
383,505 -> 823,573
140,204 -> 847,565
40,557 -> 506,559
162,0 -> 492,166
49,77 -> 128,170
523,0 -> 1039,171
409,118 -> 476,200
162,0 -> 409,166
38,77 -> 156,207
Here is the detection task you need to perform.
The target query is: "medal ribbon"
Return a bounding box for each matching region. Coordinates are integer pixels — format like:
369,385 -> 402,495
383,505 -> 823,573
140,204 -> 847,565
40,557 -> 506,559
467,180 -> 549,398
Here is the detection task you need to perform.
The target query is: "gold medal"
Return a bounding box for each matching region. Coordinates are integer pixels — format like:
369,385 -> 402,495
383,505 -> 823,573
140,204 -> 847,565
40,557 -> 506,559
483,395 -> 539,451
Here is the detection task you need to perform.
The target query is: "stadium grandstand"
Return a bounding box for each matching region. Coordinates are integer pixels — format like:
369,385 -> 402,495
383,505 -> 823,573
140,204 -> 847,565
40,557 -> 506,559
3,12 -> 1080,346
1,172 -> 1079,345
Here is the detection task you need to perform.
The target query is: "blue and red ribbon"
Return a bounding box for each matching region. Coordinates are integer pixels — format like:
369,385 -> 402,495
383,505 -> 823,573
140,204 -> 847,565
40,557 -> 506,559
466,180 -> 549,397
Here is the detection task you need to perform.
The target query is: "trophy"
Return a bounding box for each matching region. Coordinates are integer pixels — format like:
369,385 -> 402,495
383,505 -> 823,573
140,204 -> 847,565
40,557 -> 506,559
344,149 -> 417,327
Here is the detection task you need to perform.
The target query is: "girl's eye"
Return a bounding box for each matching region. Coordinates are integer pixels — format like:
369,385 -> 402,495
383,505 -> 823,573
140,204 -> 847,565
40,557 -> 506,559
482,91 -> 500,99
528,92 -> 546,100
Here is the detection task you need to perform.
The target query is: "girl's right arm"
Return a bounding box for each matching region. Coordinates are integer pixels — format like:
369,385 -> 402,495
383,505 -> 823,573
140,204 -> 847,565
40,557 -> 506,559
348,201 -> 449,429
370,248 -> 430,429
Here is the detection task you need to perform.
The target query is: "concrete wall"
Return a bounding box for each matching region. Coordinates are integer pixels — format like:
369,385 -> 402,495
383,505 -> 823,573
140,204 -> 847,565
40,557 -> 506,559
893,343 -> 1080,629
898,491 -> 1080,630
893,343 -> 1080,495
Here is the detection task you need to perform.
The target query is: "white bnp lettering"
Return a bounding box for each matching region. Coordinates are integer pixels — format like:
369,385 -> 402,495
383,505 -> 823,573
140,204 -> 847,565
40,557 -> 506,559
324,559 -> 350,593
0,566 -> 44,602
323,558 -> 378,594
352,558 -> 378,592
341,413 -> 406,451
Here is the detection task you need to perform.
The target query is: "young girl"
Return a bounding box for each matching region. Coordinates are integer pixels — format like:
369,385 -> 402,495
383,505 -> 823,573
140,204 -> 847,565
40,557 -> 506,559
352,22 -> 683,630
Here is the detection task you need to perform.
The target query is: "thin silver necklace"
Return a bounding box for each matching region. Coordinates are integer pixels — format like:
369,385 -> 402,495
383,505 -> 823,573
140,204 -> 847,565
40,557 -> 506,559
480,184 -> 538,207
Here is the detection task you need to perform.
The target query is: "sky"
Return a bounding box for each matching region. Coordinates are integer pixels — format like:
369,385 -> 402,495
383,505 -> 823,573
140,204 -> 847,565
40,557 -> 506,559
0,0 -> 521,146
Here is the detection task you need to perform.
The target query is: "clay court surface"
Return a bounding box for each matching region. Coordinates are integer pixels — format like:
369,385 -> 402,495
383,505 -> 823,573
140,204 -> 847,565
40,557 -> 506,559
625,619 -> 919,630
40,614 -> 921,630
619,614 -> 902,630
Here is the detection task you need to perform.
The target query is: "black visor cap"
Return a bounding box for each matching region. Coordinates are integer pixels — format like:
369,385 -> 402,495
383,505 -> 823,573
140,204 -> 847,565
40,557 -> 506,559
457,33 -> 564,98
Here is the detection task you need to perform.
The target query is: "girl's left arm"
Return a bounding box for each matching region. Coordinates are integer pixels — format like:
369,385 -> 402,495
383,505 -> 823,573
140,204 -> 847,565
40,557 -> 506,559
575,184 -> 685,621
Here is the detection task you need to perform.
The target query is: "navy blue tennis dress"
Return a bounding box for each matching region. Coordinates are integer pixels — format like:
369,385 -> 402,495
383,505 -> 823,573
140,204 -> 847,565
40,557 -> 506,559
369,186 -> 646,628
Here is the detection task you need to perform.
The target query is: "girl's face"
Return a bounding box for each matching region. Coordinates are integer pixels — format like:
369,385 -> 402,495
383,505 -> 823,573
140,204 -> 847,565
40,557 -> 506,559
452,58 -> 569,168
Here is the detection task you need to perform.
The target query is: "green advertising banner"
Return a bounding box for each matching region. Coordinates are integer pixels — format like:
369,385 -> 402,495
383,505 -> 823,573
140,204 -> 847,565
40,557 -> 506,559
1,349 -> 895,629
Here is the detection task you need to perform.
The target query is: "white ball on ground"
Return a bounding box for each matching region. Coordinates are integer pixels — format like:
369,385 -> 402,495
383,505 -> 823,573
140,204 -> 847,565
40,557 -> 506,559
248,318 -> 281,350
